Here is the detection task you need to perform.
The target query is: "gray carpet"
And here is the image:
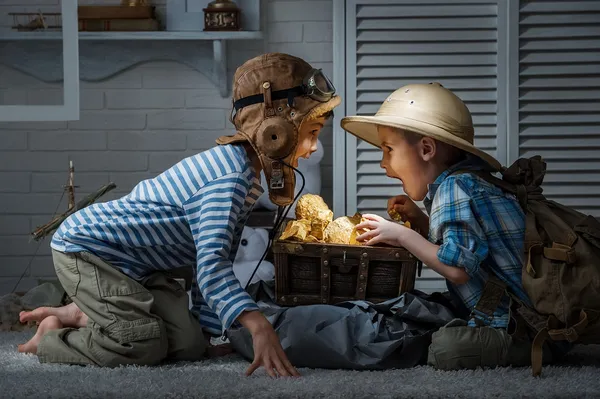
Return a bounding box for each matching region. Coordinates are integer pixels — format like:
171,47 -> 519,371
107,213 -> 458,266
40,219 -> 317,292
1,332 -> 600,399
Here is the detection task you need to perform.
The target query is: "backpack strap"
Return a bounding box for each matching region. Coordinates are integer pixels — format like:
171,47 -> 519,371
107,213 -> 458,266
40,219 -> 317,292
530,310 -> 588,376
448,170 -> 509,326
470,274 -> 507,326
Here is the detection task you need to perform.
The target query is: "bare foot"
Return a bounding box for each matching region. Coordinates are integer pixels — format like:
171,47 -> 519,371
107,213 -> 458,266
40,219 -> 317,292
17,315 -> 62,355
20,302 -> 88,328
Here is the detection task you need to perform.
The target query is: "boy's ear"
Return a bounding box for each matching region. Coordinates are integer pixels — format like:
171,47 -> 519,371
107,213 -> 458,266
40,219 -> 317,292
420,136 -> 436,162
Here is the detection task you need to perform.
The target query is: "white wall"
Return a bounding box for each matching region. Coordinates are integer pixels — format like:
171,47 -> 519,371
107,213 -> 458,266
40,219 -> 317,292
0,0 -> 334,294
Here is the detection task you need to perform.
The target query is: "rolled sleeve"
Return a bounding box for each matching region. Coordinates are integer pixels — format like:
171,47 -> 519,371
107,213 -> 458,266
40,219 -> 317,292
429,177 -> 489,277
437,234 -> 487,277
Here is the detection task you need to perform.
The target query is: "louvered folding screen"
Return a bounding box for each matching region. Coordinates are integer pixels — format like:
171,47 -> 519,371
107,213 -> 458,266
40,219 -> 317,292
338,0 -> 600,293
343,0 -> 502,292
516,0 -> 600,217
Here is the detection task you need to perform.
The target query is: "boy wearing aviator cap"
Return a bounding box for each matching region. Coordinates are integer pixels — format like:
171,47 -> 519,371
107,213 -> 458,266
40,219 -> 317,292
18,53 -> 340,378
342,82 -> 546,370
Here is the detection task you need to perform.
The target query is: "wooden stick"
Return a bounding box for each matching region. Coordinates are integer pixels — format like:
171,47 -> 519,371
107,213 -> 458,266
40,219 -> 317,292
31,182 -> 117,241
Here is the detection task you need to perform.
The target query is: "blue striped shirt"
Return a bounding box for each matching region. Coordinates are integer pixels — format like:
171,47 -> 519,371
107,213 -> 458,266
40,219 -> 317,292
424,156 -> 531,328
51,144 -> 264,335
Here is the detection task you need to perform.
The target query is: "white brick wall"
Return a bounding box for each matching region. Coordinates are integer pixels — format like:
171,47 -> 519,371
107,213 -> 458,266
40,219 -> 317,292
0,0 -> 334,294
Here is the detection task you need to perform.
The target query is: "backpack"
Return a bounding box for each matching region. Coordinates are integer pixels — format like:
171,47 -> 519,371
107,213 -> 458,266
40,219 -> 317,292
460,156 -> 600,377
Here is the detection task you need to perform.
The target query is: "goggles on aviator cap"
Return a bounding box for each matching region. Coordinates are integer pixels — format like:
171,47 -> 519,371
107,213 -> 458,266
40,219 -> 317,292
232,68 -> 336,114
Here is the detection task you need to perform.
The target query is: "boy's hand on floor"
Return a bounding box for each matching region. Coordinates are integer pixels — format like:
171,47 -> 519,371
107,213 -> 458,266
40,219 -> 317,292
355,214 -> 406,247
238,310 -> 300,378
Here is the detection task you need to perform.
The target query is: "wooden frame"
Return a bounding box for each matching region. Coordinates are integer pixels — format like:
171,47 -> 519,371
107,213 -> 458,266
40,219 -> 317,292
0,0 -> 80,122
332,0 -> 347,217
505,0 -> 520,165
344,0 -> 359,215
273,239 -> 418,306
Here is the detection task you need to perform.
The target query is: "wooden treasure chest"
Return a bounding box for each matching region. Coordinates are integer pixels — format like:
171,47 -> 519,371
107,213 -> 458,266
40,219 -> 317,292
272,239 -> 419,306
271,194 -> 420,306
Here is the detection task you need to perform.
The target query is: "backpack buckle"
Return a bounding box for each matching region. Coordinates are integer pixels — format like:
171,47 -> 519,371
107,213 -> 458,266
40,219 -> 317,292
543,242 -> 576,264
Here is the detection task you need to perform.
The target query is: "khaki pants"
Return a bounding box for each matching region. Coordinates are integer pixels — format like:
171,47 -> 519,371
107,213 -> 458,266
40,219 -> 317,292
427,319 -> 554,370
37,250 -> 206,366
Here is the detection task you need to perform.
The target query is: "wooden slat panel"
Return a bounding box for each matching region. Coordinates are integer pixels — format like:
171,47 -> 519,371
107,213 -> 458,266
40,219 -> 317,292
358,16 -> 498,30
346,0 -> 502,293
520,13 -> 600,25
520,77 -> 600,88
519,90 -> 600,101
519,102 -> 600,113
520,38 -> 600,51
520,125 -> 600,137
356,4 -> 497,18
520,137 -> 600,148
519,2 -> 600,219
520,150 -> 600,160
520,26 -> 600,39
358,78 -> 497,91
520,52 -> 600,64
358,54 -> 497,66
540,161 -> 600,172
519,0 -> 600,13
358,30 -> 497,42
520,114 -> 600,125
358,42 -> 497,55
520,64 -> 600,77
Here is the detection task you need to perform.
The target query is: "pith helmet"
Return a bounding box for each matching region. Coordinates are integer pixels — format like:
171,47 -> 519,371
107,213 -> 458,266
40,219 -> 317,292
341,82 -> 501,171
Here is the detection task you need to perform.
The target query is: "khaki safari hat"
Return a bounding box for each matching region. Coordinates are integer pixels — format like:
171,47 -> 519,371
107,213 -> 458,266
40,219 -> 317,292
341,82 -> 501,171
217,53 -> 341,206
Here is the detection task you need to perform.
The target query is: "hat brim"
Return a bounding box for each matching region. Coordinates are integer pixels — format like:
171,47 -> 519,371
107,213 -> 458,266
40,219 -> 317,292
341,115 -> 502,172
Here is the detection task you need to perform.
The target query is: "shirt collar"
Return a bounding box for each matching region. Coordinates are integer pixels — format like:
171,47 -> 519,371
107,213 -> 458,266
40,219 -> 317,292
423,154 -> 491,214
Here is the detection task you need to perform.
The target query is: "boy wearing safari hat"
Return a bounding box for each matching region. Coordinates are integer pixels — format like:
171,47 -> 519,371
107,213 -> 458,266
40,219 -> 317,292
342,82 -> 537,370
17,53 -> 341,378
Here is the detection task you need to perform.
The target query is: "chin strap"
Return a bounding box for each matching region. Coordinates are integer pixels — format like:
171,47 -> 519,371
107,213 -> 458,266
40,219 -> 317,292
269,160 -> 285,190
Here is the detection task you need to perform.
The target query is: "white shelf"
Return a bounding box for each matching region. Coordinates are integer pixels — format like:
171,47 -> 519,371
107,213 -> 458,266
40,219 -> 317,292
0,29 -> 263,97
0,30 -> 263,41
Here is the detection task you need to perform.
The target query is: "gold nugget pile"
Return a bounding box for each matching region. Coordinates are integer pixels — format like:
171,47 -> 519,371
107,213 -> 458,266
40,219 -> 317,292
278,194 -> 410,246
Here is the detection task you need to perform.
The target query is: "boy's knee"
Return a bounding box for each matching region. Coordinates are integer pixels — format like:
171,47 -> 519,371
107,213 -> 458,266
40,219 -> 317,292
427,320 -> 510,370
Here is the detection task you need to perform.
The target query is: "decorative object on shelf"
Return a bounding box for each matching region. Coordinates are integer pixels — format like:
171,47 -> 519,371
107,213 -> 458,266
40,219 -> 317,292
203,0 -> 240,31
9,11 -> 61,31
1,0 -> 262,98
78,5 -> 154,20
78,4 -> 160,32
78,4 -> 159,32
79,18 -> 159,32
10,6 -> 159,32
166,0 -> 259,33
121,0 -> 148,5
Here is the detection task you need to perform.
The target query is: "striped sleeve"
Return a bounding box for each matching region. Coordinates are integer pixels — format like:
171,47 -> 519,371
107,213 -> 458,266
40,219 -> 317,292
184,173 -> 259,334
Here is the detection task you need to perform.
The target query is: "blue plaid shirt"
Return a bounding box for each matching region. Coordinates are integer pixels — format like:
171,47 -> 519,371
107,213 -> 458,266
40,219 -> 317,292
423,156 -> 531,328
